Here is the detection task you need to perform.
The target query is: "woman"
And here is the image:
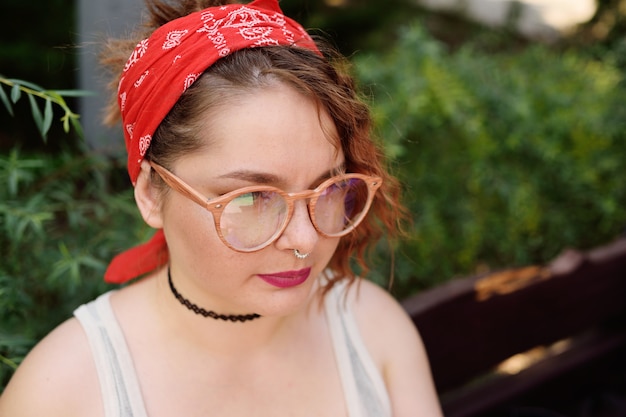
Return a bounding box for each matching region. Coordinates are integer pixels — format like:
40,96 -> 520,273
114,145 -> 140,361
0,0 -> 443,416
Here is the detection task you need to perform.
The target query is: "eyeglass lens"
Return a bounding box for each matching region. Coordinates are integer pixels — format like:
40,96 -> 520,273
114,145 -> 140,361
219,177 -> 370,250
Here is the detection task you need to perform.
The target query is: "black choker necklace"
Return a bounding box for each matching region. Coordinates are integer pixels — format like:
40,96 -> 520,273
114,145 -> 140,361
167,269 -> 261,323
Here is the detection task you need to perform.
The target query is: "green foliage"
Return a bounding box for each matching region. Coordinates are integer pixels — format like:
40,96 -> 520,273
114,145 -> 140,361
356,24 -> 626,295
0,148 -> 150,391
0,76 -> 88,142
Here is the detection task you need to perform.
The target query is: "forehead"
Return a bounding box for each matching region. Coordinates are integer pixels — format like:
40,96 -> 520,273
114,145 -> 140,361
176,84 -> 343,184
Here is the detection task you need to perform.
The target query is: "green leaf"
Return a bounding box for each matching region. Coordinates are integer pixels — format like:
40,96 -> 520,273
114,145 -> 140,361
0,85 -> 13,116
54,89 -> 95,98
69,115 -> 84,138
27,94 -> 44,141
10,84 -> 21,103
42,99 -> 53,138
0,197 -> 53,243
7,79 -> 44,92
62,114 -> 70,133
0,354 -> 19,370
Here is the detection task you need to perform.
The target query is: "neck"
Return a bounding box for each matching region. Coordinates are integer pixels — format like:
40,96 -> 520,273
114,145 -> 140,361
148,268 -> 322,356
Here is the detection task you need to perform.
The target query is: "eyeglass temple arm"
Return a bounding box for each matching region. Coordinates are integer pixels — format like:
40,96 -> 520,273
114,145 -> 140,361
150,162 -> 211,208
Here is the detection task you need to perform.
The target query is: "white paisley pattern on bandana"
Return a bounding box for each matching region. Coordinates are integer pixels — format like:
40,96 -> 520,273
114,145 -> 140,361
139,135 -> 151,157
163,30 -> 189,49
184,73 -> 201,91
124,39 -> 149,73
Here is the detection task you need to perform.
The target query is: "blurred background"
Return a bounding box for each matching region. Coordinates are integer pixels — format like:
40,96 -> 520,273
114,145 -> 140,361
1,0 -> 625,408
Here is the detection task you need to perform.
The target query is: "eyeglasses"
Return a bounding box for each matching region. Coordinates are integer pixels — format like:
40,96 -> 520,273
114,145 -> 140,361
150,162 -> 382,252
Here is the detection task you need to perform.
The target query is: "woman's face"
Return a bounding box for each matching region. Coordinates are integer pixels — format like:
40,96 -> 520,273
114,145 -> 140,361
159,83 -> 344,318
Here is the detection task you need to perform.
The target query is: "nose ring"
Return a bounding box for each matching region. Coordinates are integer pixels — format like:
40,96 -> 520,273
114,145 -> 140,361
294,249 -> 310,260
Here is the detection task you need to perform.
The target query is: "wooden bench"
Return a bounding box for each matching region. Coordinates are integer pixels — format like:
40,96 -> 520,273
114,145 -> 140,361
402,237 -> 626,417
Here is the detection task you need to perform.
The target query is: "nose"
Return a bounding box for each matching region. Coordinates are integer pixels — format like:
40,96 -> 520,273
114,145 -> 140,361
274,199 -> 319,255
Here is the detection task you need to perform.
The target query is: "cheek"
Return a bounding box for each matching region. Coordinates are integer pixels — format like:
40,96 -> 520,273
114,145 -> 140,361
325,238 -> 341,264
162,197 -> 229,262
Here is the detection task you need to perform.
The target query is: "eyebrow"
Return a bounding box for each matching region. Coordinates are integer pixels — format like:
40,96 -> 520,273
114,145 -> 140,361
218,162 -> 346,187
218,171 -> 281,185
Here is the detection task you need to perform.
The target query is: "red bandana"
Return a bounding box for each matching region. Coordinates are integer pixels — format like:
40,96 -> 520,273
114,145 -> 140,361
104,0 -> 320,284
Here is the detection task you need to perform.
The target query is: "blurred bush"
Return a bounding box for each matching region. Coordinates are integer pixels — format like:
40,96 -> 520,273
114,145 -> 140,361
356,24 -> 626,296
0,147 -> 150,389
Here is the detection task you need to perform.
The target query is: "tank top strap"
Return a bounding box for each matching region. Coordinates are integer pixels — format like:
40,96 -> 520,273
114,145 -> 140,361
74,292 -> 148,417
324,281 -> 392,417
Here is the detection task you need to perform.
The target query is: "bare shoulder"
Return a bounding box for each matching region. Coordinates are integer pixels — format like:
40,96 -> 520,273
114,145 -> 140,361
347,279 -> 443,417
0,317 -> 102,417
347,279 -> 409,326
345,279 -> 421,365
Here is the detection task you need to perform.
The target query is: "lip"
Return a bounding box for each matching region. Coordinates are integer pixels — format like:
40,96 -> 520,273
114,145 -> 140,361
257,267 -> 312,288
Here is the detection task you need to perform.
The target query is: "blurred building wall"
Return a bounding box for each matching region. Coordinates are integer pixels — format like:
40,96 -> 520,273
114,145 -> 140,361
77,0 -> 144,154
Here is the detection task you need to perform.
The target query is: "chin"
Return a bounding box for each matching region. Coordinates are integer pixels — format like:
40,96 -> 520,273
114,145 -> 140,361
253,279 -> 320,319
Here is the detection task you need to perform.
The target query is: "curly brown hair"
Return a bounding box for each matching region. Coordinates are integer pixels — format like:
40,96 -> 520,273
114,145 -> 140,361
101,0 -> 408,291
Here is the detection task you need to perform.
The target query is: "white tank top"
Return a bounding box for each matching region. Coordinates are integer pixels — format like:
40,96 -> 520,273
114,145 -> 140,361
74,282 -> 391,417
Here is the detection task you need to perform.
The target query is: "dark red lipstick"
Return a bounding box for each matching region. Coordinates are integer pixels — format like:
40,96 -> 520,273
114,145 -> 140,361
257,267 -> 312,288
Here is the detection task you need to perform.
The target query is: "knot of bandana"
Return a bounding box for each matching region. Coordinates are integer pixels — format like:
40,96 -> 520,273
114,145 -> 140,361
104,0 -> 320,284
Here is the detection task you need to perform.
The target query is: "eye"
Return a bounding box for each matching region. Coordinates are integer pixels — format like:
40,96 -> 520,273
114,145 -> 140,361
233,191 -> 276,208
